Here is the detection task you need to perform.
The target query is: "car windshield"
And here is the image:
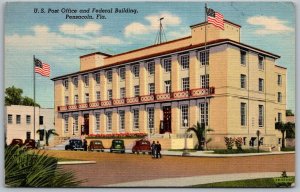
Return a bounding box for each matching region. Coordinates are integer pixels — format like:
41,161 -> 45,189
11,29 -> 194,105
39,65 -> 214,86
114,140 -> 123,144
94,142 -> 101,145
70,140 -> 82,145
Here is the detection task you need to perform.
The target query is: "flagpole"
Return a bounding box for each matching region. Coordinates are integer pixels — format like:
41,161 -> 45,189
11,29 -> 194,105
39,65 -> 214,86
204,3 -> 208,150
33,55 -> 36,141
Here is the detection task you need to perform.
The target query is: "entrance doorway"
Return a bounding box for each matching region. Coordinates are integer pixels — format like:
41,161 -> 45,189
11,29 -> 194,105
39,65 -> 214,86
82,114 -> 89,135
160,106 -> 172,134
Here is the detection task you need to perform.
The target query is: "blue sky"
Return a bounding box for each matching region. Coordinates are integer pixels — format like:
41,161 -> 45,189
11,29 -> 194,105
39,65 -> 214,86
4,2 -> 295,111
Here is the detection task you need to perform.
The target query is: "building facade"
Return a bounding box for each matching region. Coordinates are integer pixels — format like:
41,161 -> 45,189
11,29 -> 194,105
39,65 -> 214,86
5,105 -> 54,145
52,20 -> 286,148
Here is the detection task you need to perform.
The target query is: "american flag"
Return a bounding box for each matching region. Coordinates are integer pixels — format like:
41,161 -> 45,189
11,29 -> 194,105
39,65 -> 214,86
34,58 -> 50,77
207,8 -> 224,30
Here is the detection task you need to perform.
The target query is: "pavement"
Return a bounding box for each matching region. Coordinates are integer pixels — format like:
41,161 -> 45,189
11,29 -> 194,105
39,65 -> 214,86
104,172 -> 296,187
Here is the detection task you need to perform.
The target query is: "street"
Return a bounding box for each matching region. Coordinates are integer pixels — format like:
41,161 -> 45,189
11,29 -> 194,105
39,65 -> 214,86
43,150 -> 295,187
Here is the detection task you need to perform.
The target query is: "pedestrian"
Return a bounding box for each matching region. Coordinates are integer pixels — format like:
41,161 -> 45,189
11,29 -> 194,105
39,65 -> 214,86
156,141 -> 161,158
151,141 -> 156,158
83,139 -> 88,151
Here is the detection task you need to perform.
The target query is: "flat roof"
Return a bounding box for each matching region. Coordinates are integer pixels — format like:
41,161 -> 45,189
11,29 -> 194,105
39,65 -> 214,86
190,20 -> 241,28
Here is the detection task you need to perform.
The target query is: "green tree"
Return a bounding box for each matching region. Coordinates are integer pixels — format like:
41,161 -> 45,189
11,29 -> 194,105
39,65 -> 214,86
286,110 -> 294,116
37,129 -> 59,146
5,146 -> 84,187
187,122 -> 214,150
5,86 -> 40,106
275,122 -> 295,148
22,96 -> 40,107
5,86 -> 23,105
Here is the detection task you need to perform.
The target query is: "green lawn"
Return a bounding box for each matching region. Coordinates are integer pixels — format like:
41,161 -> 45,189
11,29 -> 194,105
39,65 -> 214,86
281,147 -> 295,151
191,177 -> 295,188
213,148 -> 268,154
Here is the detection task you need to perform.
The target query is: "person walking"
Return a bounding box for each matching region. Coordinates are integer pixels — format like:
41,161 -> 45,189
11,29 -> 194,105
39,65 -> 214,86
151,141 -> 156,158
156,141 -> 162,158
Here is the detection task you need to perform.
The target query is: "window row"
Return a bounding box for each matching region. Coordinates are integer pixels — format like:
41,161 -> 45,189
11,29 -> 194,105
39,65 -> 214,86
240,50 -> 265,70
240,103 -> 264,127
7,114 -> 44,125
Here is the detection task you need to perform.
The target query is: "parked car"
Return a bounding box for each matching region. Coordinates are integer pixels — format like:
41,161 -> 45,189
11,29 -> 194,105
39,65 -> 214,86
110,139 -> 125,153
89,140 -> 104,152
65,139 -> 84,151
9,139 -> 23,147
132,139 -> 151,154
23,139 -> 37,149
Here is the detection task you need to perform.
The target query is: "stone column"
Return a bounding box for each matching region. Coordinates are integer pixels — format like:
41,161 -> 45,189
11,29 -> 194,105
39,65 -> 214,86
112,108 -> 118,133
125,109 -> 132,132
89,111 -> 94,134
139,62 -> 147,95
112,68 -> 119,99
68,77 -> 74,105
171,54 -> 180,92
100,71 -> 107,100
100,110 -> 106,134
189,100 -> 198,128
139,105 -> 147,133
78,75 -> 84,103
154,103 -> 162,134
125,65 -> 133,98
89,73 -> 95,102
171,102 -> 179,134
189,50 -> 199,89
154,58 -> 163,94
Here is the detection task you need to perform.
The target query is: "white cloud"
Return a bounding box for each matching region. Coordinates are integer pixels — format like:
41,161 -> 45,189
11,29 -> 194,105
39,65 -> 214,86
124,12 -> 181,37
59,22 -> 102,35
5,24 -> 123,52
247,16 -> 294,35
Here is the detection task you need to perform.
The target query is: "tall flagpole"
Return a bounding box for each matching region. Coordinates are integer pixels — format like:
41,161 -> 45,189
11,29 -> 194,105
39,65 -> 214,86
204,3 -> 208,150
33,55 -> 36,141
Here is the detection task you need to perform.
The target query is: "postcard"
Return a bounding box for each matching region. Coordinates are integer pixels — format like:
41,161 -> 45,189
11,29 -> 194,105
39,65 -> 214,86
4,1 -> 295,188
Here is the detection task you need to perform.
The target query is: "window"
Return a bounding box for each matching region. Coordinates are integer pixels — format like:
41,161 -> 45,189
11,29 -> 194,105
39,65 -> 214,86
119,67 -> 126,80
165,80 -> 171,93
133,109 -> 139,130
132,64 -> 139,77
85,93 -> 89,103
149,83 -> 155,95
106,70 -> 112,83
278,92 -> 282,103
181,105 -> 189,128
277,74 -> 282,85
241,103 -> 247,126
74,95 -> 78,104
134,85 -> 140,97
95,73 -> 100,84
182,77 -> 189,91
39,116 -> 44,125
119,110 -> 125,131
199,50 -> 209,65
147,108 -> 154,129
26,115 -> 31,124
73,114 -> 79,132
200,102 -> 209,126
120,87 -> 126,99
259,105 -> 264,127
106,112 -> 112,131
201,74 -> 209,88
63,79 -> 68,90
7,114 -> 12,124
240,50 -> 247,65
96,91 -> 101,101
278,112 -> 282,122
73,77 -> 78,88
163,58 -> 171,72
95,113 -> 100,131
83,75 -> 89,86
259,78 -> 264,92
65,96 -> 69,105
107,89 -> 112,100
258,55 -> 264,70
16,115 -> 21,124
240,74 -> 247,89
180,54 -> 189,69
63,114 -> 68,132
147,61 -> 155,75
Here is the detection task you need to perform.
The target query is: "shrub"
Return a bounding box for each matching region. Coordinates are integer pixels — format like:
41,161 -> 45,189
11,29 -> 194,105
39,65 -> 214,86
224,137 -> 235,150
235,137 -> 243,151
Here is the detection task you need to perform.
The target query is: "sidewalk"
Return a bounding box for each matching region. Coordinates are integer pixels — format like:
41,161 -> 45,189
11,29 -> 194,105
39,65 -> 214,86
104,172 -> 295,187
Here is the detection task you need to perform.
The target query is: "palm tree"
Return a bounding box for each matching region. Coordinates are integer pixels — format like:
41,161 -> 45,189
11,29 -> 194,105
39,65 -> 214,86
5,146 -> 84,187
37,129 -> 59,146
187,122 -> 214,150
275,122 -> 295,149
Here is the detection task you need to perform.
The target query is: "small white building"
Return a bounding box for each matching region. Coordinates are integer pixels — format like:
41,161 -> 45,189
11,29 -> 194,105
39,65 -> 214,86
5,105 -> 54,145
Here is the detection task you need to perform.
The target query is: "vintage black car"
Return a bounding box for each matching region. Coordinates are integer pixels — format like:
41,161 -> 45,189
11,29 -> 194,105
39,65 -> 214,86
65,139 -> 84,151
110,139 -> 125,153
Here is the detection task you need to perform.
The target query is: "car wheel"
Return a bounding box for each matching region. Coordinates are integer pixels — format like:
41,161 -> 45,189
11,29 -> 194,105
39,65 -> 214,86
142,152 -> 145,155
101,149 -> 104,152
121,150 -> 125,153
110,150 -> 112,153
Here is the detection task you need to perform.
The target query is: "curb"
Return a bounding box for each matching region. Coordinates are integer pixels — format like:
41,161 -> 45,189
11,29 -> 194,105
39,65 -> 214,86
57,160 -> 96,165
